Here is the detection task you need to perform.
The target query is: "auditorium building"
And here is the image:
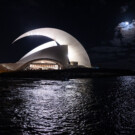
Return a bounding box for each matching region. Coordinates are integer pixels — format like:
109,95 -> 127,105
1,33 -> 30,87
0,28 -> 91,73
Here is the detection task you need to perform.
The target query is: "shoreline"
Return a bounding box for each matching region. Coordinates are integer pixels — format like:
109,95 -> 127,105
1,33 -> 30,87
0,68 -> 135,80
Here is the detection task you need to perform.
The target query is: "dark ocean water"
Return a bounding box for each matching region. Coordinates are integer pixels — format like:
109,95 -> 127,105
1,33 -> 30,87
0,77 -> 135,135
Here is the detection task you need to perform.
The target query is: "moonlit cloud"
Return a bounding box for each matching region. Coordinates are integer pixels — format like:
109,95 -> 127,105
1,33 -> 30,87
91,19 -> 135,69
111,20 -> 135,46
120,5 -> 128,13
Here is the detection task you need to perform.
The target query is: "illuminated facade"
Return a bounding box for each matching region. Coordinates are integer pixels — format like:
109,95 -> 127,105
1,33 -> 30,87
0,28 -> 91,72
27,60 -> 61,70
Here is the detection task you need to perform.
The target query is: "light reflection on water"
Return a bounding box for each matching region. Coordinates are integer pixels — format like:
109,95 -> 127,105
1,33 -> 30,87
0,77 -> 135,135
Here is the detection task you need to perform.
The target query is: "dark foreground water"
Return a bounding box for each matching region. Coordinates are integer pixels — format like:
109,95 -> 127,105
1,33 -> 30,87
0,77 -> 135,135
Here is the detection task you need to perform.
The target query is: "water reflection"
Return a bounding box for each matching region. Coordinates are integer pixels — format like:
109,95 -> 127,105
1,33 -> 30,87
113,76 -> 135,135
0,77 -> 135,135
0,79 -> 95,134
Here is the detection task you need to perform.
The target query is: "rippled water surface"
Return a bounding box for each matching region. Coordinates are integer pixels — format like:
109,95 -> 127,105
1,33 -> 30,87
0,77 -> 135,135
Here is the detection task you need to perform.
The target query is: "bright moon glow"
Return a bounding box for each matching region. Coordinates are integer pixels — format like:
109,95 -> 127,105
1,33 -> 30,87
125,21 -> 129,25
118,21 -> 130,28
20,41 -> 57,60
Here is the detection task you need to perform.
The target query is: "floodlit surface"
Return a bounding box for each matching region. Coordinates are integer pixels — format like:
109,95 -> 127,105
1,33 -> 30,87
27,60 -> 60,70
29,64 -> 59,70
14,28 -> 91,67
32,60 -> 57,64
18,45 -> 68,69
20,41 -> 57,60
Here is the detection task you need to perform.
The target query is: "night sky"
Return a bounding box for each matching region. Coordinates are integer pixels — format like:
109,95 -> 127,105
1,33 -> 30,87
0,0 -> 135,69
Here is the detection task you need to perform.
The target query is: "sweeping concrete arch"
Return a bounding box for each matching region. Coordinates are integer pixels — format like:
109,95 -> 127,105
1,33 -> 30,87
14,28 -> 91,67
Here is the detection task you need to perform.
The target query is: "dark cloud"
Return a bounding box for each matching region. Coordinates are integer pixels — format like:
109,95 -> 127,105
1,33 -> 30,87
99,0 -> 106,5
120,5 -> 128,13
111,20 -> 135,46
89,44 -> 135,69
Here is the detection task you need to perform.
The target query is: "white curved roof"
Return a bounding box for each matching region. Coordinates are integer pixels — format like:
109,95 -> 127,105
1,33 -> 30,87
14,28 -> 91,67
1,45 -> 68,71
18,45 -> 69,69
20,41 -> 57,60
